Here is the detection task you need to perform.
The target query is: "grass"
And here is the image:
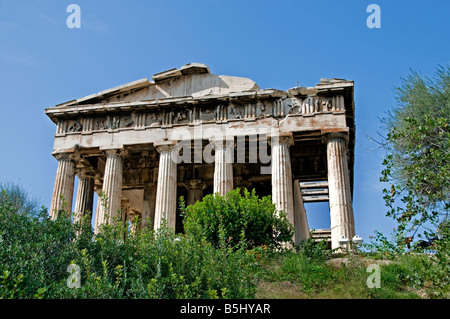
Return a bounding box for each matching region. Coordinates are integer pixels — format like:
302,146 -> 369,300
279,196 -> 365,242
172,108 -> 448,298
253,250 -> 443,299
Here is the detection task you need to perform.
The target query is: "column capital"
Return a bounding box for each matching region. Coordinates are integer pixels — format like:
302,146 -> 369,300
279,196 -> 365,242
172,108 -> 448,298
268,133 -> 294,147
52,151 -> 76,162
209,137 -> 235,149
321,132 -> 349,144
75,167 -> 96,179
154,141 -> 177,153
102,148 -> 127,157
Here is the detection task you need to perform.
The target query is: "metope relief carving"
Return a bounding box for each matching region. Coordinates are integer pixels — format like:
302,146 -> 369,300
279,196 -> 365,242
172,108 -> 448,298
281,95 -> 346,117
123,115 -> 135,128
147,112 -> 162,127
95,117 -> 107,130
173,109 -> 189,125
199,108 -> 215,122
227,103 -> 243,120
255,100 -> 271,118
68,120 -> 82,133
53,94 -> 346,136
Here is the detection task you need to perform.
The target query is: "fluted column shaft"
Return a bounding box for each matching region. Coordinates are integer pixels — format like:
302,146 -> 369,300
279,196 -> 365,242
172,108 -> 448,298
293,180 -> 310,243
325,133 -> 355,250
95,149 -> 123,232
142,182 -> 157,229
271,136 -> 295,226
50,153 -> 75,219
73,171 -> 94,223
213,140 -> 234,196
154,144 -> 177,231
94,189 -> 103,233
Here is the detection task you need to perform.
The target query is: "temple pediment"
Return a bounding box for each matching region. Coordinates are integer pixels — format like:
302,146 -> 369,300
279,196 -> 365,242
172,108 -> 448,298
55,63 -> 260,108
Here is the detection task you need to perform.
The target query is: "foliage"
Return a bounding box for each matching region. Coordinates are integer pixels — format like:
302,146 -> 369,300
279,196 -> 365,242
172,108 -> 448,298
276,253 -> 335,293
0,182 -> 42,217
295,231 -> 331,261
0,187 -> 260,299
2,182 -> 448,299
380,66 -> 449,239
362,230 -> 408,258
381,116 -> 449,237
371,66 -> 450,293
182,188 -> 294,250
363,222 -> 449,293
425,220 -> 450,293
0,189 -> 77,298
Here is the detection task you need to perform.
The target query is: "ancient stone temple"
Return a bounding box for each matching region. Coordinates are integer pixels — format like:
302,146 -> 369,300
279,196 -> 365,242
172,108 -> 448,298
45,63 -> 356,250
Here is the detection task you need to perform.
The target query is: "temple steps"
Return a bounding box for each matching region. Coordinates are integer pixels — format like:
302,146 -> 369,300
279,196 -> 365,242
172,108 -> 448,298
310,228 -> 332,249
300,181 -> 329,202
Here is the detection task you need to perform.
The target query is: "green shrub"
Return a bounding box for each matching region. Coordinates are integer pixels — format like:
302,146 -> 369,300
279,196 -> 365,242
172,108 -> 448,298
182,188 -> 294,250
295,231 -> 331,261
0,187 -> 261,299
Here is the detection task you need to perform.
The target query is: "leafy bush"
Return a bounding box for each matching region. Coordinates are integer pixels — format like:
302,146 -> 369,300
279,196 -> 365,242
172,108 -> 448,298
362,229 -> 408,258
182,188 -> 294,250
0,187 -> 261,299
295,231 -> 331,261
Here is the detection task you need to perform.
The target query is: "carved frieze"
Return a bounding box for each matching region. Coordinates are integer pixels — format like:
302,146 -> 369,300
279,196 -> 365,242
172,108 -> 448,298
94,116 -> 107,130
68,119 -> 82,132
228,103 -> 242,119
135,113 -> 146,129
123,115 -> 135,128
53,94 -> 346,136
173,108 -> 189,125
147,112 -> 162,126
280,95 -> 346,116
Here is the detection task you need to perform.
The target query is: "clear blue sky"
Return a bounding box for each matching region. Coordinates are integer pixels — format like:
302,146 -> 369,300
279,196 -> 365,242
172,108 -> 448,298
1,0 -> 449,242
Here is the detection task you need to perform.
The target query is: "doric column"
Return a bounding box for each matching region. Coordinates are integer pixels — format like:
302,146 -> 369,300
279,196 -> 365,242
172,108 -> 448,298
142,180 -> 157,229
212,139 -> 234,196
323,133 -> 355,250
293,180 -> 310,243
50,152 -> 75,219
95,149 -> 124,232
93,188 -> 103,233
270,135 -> 295,226
73,168 -> 95,223
154,143 -> 177,231
185,179 -> 206,206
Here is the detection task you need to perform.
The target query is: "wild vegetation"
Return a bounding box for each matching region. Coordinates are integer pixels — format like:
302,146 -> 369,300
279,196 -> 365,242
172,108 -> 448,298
0,183 -> 448,299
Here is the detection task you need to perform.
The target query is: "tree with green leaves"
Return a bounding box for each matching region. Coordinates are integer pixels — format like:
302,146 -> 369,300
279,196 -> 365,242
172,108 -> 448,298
0,182 -> 42,217
380,66 -> 449,242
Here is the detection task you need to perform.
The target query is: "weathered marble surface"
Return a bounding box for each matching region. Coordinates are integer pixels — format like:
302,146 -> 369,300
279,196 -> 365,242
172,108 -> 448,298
45,63 -> 356,246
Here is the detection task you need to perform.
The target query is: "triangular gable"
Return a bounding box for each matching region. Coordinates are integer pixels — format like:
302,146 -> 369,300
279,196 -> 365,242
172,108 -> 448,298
54,63 -> 260,108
